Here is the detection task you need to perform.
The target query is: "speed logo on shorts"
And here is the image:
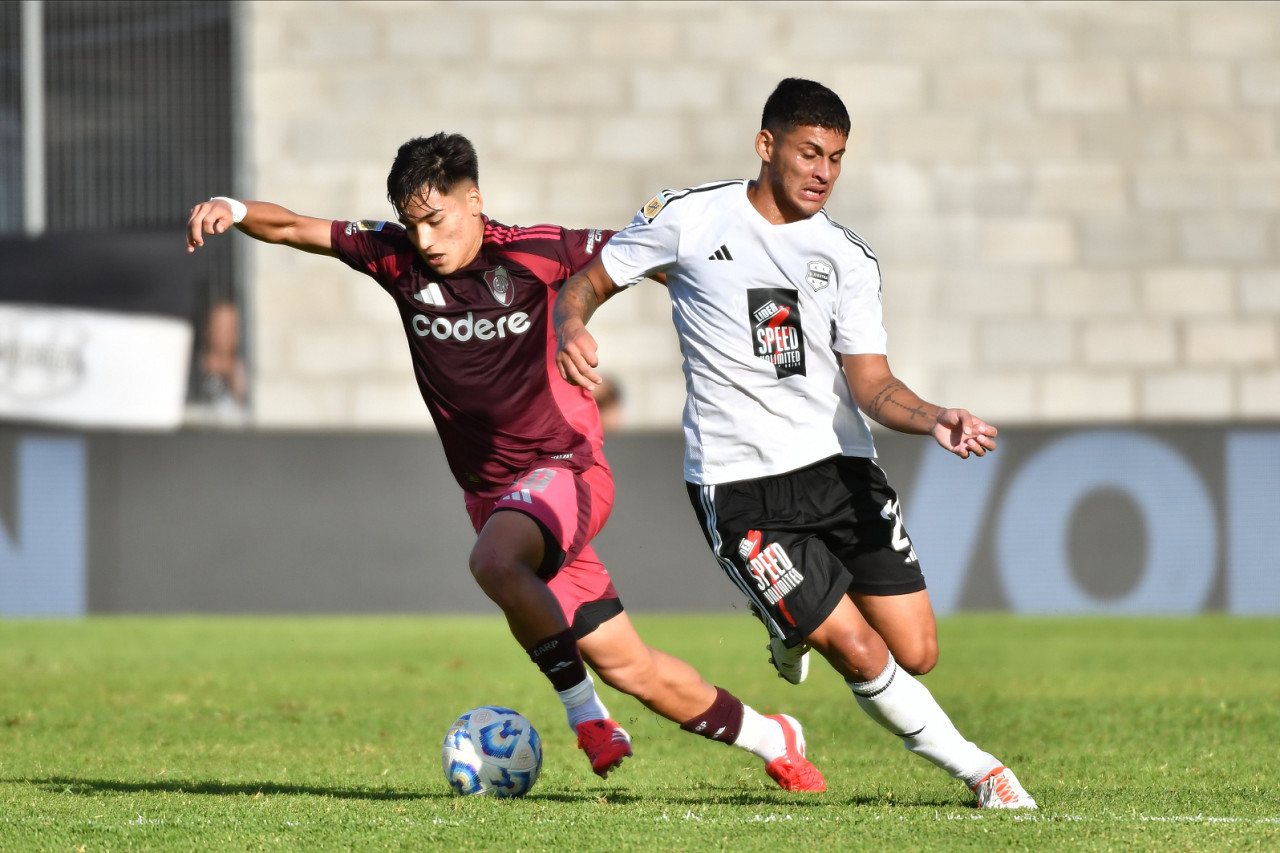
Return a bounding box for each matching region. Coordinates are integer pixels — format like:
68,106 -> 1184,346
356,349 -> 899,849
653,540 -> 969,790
738,529 -> 804,605
742,527 -> 798,601
748,288 -> 805,378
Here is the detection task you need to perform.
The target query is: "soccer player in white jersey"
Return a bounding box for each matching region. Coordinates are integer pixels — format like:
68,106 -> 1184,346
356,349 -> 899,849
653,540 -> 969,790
553,78 -> 1037,809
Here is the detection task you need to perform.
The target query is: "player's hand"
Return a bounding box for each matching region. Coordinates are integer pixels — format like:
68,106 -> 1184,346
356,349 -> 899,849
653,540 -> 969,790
932,408 -> 997,458
555,323 -> 602,389
186,198 -> 235,253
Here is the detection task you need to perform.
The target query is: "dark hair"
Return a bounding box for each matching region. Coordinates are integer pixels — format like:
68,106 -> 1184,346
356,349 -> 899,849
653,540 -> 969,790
760,78 -> 851,138
386,132 -> 480,216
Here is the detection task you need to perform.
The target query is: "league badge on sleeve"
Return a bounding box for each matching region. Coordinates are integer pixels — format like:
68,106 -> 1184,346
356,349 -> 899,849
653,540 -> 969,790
344,220 -> 388,235
642,193 -> 667,221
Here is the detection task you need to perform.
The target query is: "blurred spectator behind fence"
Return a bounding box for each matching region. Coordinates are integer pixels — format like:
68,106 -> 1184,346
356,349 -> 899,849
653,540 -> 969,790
592,376 -> 624,432
190,298 -> 247,422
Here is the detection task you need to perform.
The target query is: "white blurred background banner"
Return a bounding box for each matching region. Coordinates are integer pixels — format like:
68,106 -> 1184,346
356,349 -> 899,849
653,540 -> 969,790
0,305 -> 192,430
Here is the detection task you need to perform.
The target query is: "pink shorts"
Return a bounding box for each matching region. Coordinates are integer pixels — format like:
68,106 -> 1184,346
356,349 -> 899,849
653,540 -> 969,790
464,462 -> 621,633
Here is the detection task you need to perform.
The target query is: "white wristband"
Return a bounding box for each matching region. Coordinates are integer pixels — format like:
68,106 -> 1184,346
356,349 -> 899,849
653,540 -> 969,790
211,196 -> 247,224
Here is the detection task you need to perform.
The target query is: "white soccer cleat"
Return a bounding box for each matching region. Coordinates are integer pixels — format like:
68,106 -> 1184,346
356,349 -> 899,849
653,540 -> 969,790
768,635 -> 810,684
971,766 -> 1037,809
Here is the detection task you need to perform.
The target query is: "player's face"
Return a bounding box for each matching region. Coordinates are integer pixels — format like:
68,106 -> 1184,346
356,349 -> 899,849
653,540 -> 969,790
755,124 -> 846,223
398,183 -> 485,276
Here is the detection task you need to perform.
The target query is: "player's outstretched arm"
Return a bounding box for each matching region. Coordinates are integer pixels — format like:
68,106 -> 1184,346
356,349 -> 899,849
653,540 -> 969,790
841,353 -> 997,459
186,198 -> 335,257
554,256 -> 623,389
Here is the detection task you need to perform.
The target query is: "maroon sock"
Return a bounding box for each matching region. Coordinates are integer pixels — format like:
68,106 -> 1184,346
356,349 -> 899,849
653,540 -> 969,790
679,686 -> 745,744
526,628 -> 589,693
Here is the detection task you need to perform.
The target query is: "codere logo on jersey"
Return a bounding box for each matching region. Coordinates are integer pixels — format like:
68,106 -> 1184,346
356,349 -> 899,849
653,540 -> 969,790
748,288 -> 805,378
738,530 -> 805,605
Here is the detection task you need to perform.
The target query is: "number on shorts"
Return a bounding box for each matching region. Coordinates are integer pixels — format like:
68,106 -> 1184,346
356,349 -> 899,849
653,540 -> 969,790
514,468 -> 556,493
880,498 -> 918,563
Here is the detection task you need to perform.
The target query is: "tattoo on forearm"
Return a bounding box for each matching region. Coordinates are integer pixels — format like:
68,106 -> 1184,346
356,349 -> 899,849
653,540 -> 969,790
868,381 -> 930,424
553,277 -> 599,328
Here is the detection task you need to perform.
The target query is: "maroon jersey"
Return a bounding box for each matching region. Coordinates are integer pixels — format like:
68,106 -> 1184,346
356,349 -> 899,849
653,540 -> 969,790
330,217 -> 613,498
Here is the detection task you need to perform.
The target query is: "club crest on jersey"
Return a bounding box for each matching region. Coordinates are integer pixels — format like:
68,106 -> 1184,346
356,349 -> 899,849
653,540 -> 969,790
485,266 -> 513,306
738,530 -> 804,605
748,288 -> 806,379
806,260 -> 834,291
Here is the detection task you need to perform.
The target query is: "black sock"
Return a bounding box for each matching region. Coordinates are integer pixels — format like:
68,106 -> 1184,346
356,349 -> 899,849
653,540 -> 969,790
526,627 -> 588,693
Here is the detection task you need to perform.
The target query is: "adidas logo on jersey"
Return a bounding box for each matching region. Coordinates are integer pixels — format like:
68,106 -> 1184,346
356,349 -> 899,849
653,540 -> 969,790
708,244 -> 734,261
413,282 -> 447,306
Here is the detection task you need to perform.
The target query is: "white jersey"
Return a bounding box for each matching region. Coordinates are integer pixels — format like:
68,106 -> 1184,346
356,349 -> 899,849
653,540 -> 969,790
600,180 -> 889,485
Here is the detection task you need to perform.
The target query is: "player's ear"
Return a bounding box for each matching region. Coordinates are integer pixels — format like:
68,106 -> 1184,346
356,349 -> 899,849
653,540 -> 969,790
755,129 -> 775,164
466,184 -> 483,216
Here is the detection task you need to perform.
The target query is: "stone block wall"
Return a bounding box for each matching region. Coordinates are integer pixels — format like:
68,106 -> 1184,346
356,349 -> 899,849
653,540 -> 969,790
241,1 -> 1280,429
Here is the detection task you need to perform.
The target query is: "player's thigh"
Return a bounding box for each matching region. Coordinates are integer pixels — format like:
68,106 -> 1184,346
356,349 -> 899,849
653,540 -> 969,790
470,508 -> 545,577
850,588 -> 939,674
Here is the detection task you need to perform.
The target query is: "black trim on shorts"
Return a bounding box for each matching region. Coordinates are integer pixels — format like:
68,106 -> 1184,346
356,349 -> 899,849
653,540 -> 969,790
571,597 -> 625,640
531,515 -> 567,580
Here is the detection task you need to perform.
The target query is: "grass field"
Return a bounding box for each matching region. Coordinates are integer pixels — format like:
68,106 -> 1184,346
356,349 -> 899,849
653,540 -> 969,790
0,614 -> 1276,851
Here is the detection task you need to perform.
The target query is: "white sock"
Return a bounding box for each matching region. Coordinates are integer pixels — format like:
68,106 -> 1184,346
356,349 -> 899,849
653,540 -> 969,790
847,653 -> 1002,788
732,705 -> 786,763
557,673 -> 609,731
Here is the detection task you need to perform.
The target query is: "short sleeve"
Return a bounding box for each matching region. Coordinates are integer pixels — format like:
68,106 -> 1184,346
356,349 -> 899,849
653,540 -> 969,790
599,194 -> 682,288
558,228 -> 617,279
330,219 -> 410,287
832,256 -> 889,356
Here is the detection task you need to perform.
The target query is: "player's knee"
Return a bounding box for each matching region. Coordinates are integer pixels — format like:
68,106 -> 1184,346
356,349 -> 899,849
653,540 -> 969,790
890,636 -> 938,675
814,631 -> 886,682
468,550 -> 524,598
895,648 -> 937,676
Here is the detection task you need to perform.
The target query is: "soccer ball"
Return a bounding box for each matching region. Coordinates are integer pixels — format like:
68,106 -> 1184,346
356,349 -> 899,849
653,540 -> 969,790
441,706 -> 543,798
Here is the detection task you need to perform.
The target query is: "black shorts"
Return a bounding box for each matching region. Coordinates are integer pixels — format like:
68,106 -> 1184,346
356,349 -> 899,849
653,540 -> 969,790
686,455 -> 926,647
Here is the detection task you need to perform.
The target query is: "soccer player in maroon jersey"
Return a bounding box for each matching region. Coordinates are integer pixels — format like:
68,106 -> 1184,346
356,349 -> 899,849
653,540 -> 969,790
185,132 -> 824,791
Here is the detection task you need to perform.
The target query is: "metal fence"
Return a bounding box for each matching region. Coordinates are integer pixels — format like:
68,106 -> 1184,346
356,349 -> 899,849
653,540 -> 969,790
0,3 -> 22,234
0,0 -> 240,412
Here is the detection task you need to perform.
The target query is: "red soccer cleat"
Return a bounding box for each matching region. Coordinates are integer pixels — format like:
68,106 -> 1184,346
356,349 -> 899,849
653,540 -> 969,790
763,714 -> 826,792
575,717 -> 633,779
